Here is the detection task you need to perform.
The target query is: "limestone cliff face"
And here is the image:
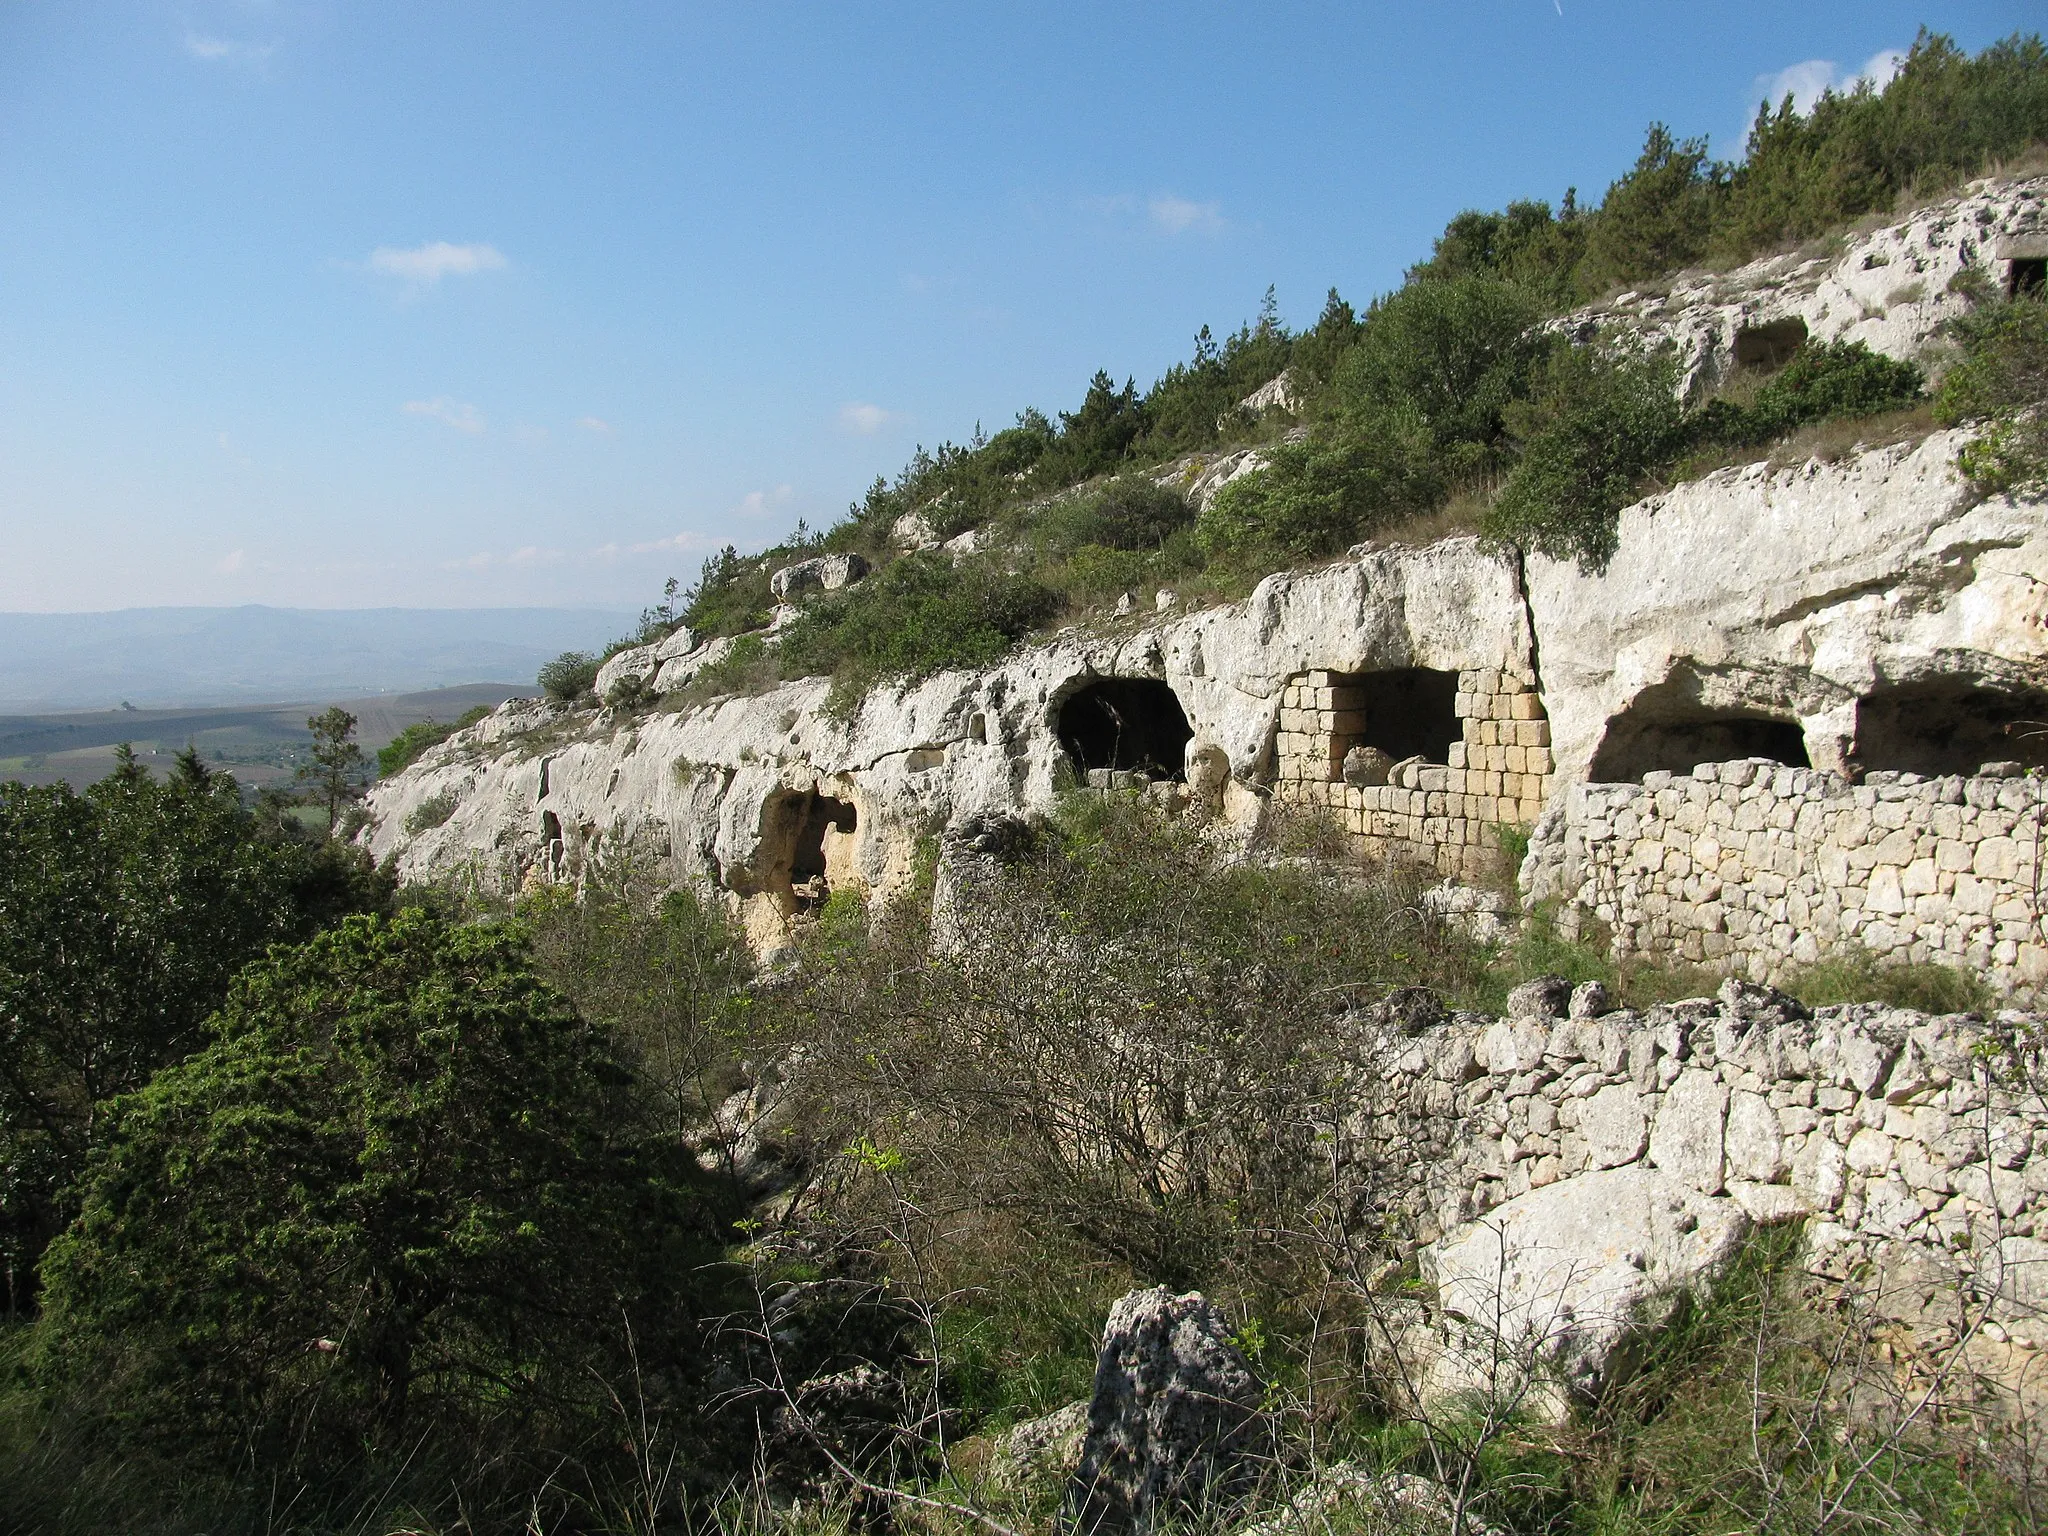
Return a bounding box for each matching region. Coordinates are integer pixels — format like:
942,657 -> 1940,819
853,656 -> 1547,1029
364,180 -> 2048,978
363,539 -> 1532,946
364,419 -> 2044,972
1563,174 -> 2047,399
1526,426 -> 2048,787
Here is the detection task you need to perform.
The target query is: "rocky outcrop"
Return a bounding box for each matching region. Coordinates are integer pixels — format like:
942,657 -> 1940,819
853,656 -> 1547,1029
364,537 -> 1533,948
770,553 -> 870,602
1567,175 -> 2047,399
1068,1288 -> 1266,1533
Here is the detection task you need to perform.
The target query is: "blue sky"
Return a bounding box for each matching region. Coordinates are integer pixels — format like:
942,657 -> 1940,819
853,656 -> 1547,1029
0,2 -> 2036,612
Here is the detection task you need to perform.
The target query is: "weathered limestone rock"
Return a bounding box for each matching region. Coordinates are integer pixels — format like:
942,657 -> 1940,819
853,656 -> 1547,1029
1563,175 -> 2047,402
1580,1084 -> 1650,1170
990,1400 -> 1089,1493
770,552 -> 870,601
1068,1288 -> 1265,1533
1506,974 -> 1572,1023
1423,1166 -> 1750,1416
1649,1069 -> 1729,1195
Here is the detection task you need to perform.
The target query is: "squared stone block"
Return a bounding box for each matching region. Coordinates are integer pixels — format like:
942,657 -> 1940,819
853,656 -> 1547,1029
1511,692 -> 1543,721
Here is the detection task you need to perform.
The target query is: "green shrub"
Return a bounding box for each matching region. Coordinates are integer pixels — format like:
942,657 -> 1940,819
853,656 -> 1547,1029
1937,295 -> 2048,496
536,649 -> 600,702
376,705 -> 490,778
1031,477 -> 1193,555
778,554 -> 1061,701
402,789 -> 458,835
1700,338 -> 1926,446
0,770 -> 390,1303
33,909 -> 709,1489
1487,346 -> 1688,569
1198,406 -> 1440,564
1326,274 -> 1552,479
681,544 -> 778,637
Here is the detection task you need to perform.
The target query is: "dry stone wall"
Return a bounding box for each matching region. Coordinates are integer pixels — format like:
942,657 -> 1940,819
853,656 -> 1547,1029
1527,760 -> 2048,996
1348,979 -> 2048,1420
1273,666 -> 1555,881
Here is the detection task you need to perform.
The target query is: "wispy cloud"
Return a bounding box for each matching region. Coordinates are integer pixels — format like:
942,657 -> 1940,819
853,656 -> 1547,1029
736,485 -> 795,519
368,241 -> 508,285
1752,47 -> 1906,117
1079,192 -> 1226,237
185,35 -> 275,66
1148,194 -> 1225,236
403,397 -> 486,434
215,549 -> 247,575
839,403 -> 900,435
629,529 -> 722,555
576,415 -> 615,435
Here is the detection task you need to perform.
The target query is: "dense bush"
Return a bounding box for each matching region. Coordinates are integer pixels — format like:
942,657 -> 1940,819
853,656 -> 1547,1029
1028,476 -> 1194,555
376,704 -> 491,777
0,761 -> 390,1306
536,649 -> 600,702
34,909 -> 711,1493
518,874 -> 757,1150
1937,294 -> 2048,495
782,797 -> 1485,1291
1489,339 -> 1925,569
1198,405 -> 1440,564
777,554 -> 1061,702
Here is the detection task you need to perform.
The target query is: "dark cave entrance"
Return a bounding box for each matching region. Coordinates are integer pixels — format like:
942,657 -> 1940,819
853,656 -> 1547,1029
1057,678 -> 1194,781
1590,704 -> 1810,783
1732,316 -> 1809,371
2008,256 -> 2046,301
1347,667 -> 1461,764
788,794 -> 858,912
1855,681 -> 2048,777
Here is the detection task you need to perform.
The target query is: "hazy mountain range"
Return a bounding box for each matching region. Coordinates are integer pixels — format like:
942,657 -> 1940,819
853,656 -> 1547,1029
0,606 -> 635,710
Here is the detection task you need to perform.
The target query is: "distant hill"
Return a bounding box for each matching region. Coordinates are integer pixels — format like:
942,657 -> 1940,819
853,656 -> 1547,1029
0,606 -> 633,710
0,683 -> 541,792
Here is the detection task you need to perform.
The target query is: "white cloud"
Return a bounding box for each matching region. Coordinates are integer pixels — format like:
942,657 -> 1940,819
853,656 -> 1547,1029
1753,47 -> 1906,117
839,403 -> 900,435
745,485 -> 794,518
185,35 -> 274,66
1148,194 -> 1225,236
576,415 -> 615,435
368,241 -> 508,285
630,530 -> 721,555
403,397 -> 486,434
216,549 -> 246,574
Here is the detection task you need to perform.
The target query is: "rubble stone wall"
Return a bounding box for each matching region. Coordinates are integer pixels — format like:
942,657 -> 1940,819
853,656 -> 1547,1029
1348,981 -> 2048,1418
1527,760 -> 2048,997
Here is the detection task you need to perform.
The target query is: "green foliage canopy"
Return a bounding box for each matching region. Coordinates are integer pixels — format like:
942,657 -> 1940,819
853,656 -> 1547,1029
35,909 -> 707,1480
0,766 -> 389,1307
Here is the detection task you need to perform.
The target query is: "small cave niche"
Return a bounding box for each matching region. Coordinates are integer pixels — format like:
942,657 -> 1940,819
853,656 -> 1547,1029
1347,667 -> 1461,764
783,793 -> 858,913
1855,681 -> 2048,777
1057,678 -> 1194,781
1731,316 -> 1809,371
1590,703 -> 1809,783
539,809 -> 565,875
2009,256 -> 2047,300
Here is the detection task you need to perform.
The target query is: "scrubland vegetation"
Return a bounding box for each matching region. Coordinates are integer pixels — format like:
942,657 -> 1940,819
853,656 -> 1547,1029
0,778 -> 2027,1535
539,30 -> 2048,712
